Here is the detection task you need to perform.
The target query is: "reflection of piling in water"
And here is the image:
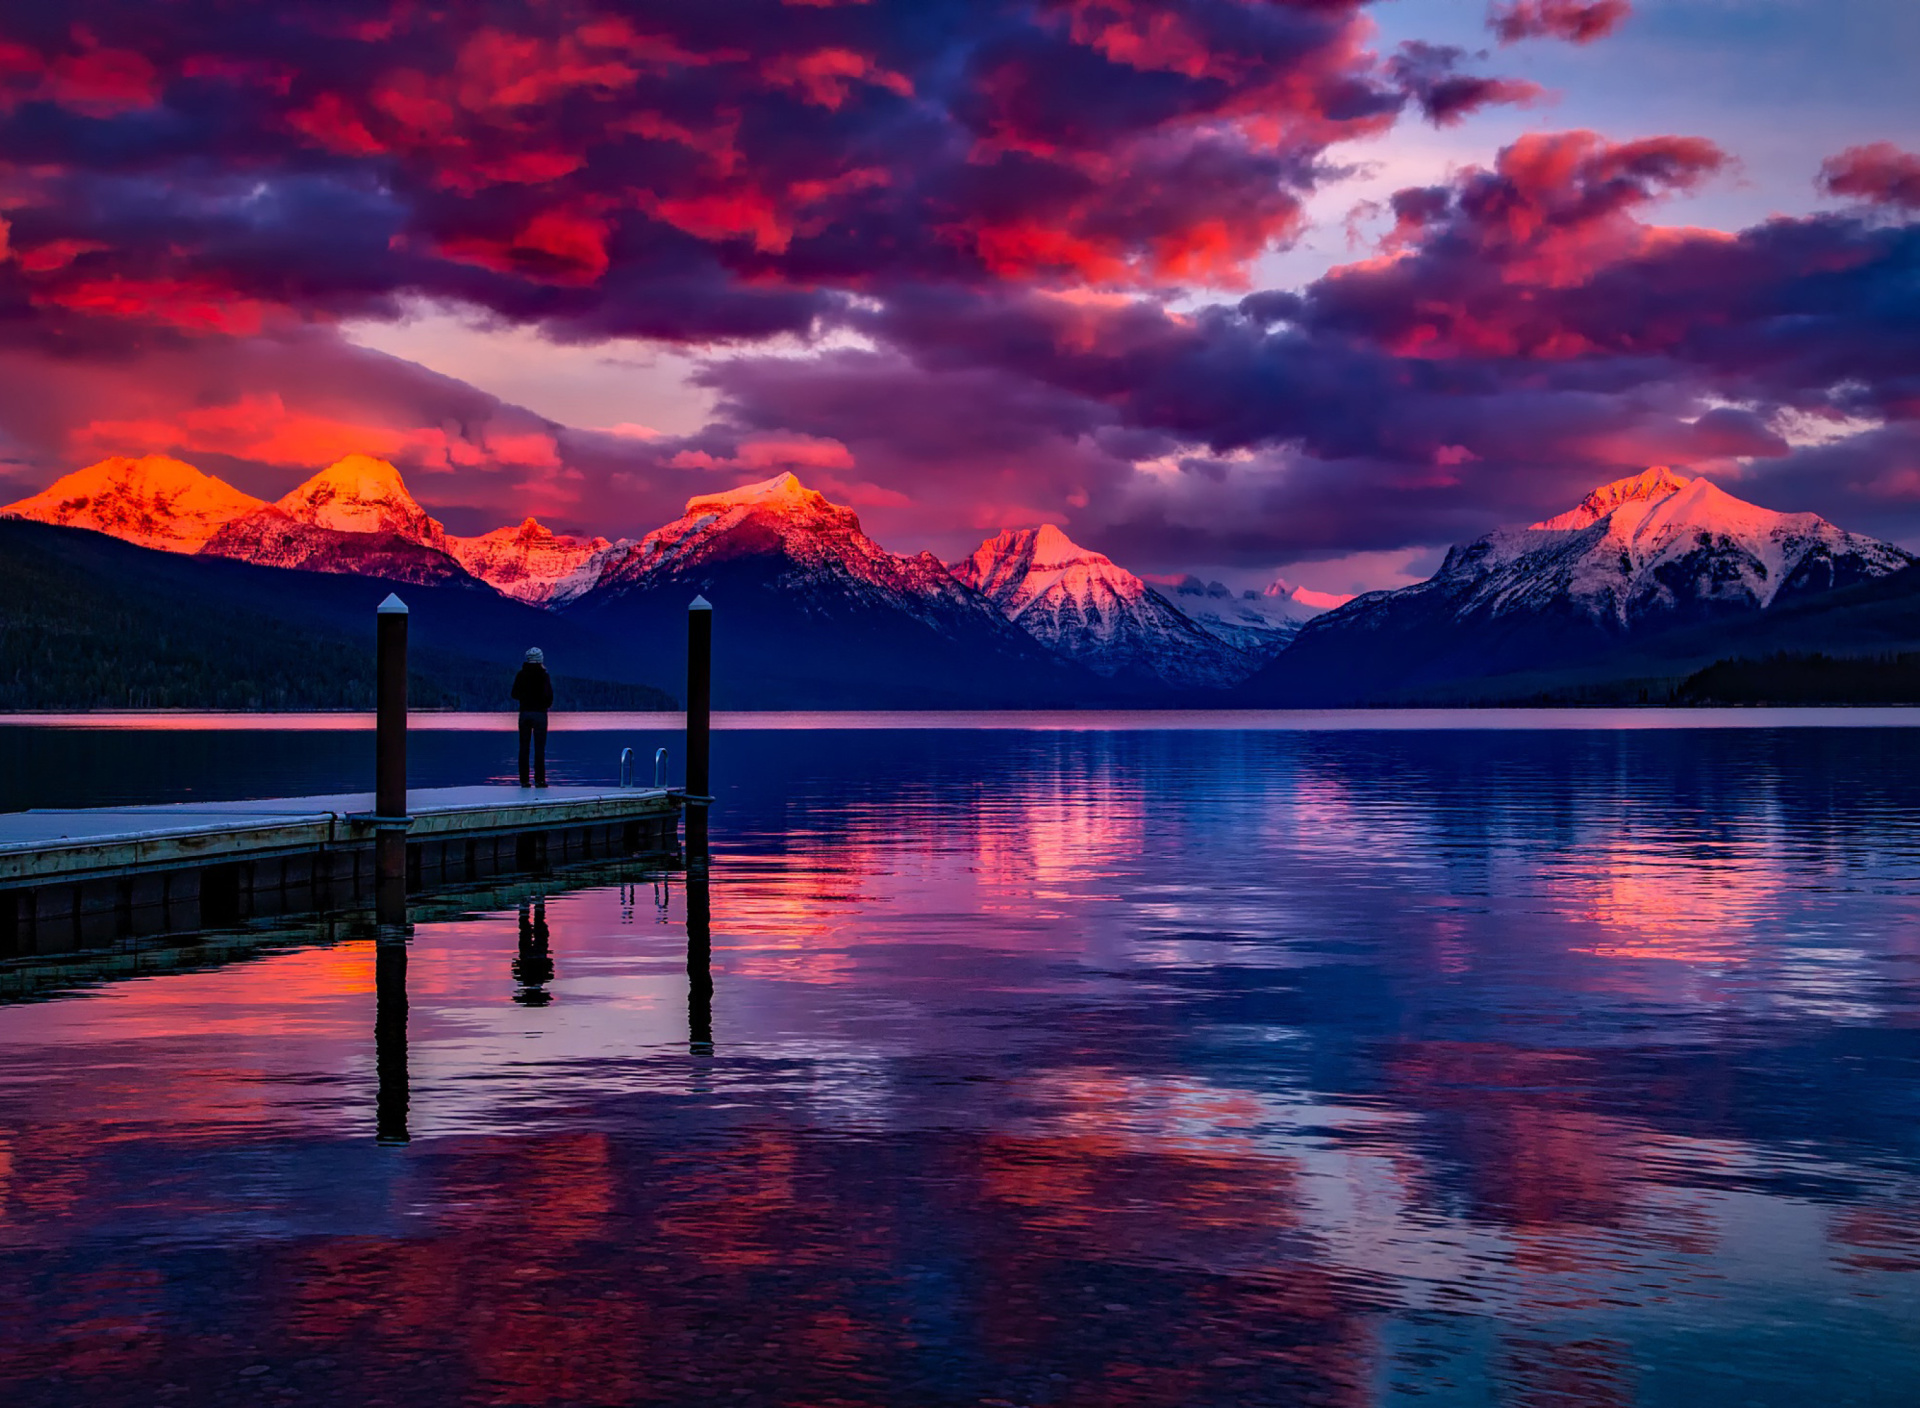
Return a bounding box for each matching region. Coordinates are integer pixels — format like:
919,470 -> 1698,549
685,596 -> 712,866
514,898 -> 554,1006
687,871 -> 713,1055
374,935 -> 410,1145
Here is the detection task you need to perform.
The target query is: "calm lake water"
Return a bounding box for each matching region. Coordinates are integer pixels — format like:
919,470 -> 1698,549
2,715 -> 1919,1407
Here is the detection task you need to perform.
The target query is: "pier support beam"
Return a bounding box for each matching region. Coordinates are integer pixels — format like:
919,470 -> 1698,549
374,594 -> 411,917
686,595 -> 712,865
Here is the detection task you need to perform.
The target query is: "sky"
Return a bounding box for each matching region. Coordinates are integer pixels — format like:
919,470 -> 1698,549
0,0 -> 1915,595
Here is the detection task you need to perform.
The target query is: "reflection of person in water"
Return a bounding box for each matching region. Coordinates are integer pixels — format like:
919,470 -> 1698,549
514,898 -> 554,1007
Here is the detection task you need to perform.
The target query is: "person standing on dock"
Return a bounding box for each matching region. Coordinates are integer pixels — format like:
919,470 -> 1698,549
511,648 -> 554,788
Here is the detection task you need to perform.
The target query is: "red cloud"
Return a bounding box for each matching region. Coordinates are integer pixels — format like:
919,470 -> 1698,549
71,393 -> 562,474
0,37 -> 159,116
439,209 -> 613,284
1489,0 -> 1632,45
288,92 -> 386,156
764,47 -> 912,109
669,433 -> 856,474
47,46 -> 160,115
31,275 -> 273,336
1821,143 -> 1920,211
0,0 -> 1462,333
1301,130 -> 1732,359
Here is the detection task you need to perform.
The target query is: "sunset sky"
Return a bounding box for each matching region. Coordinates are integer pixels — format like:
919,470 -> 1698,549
1,0 -> 1915,595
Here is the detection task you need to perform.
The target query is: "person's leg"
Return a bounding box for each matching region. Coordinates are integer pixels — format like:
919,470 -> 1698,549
533,713 -> 549,787
518,714 -> 532,787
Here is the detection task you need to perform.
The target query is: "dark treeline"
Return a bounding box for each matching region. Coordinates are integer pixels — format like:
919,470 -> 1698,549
1676,653 -> 1920,706
0,520 -> 674,712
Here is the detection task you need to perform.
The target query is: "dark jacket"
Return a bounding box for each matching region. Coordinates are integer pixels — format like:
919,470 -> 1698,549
511,663 -> 554,713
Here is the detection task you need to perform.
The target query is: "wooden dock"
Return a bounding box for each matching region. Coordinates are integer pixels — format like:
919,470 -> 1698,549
0,785 -> 682,955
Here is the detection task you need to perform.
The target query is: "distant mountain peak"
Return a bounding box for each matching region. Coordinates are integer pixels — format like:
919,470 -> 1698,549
275,455 -> 446,547
1257,469 -> 1917,704
1534,466 -> 1693,531
955,525 -> 1128,616
447,516 -> 622,606
686,471 -> 833,519
1166,573 -> 1335,657
1,453 -> 265,552
955,526 -> 1256,688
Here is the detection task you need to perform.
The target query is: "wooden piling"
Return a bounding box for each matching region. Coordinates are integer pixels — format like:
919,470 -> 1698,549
686,595 -> 712,863
375,594 -> 410,902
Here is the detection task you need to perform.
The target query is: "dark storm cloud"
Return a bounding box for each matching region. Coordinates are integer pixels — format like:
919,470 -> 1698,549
696,131 -> 1920,566
0,0 -> 1535,346
1,2 -> 1916,575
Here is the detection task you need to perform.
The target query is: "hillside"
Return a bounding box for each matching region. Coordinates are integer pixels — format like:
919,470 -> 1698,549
0,520 -> 675,711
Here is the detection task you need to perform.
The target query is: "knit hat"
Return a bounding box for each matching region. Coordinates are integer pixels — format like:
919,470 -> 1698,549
524,647 -> 544,664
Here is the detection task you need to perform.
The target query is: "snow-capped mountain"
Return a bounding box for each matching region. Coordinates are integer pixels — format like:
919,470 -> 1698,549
1,455 -> 265,552
200,456 -> 473,585
1166,577 -> 1338,658
952,525 -> 1256,688
567,474 -> 1104,707
272,453 -> 450,547
592,473 -> 1001,624
1250,467 -> 1917,703
1437,466 -> 1909,623
446,519 -> 629,607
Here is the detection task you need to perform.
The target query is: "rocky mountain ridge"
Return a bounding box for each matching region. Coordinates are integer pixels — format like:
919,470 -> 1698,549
1166,576 -> 1338,658
1,454 -> 266,552
1248,467 -> 1917,703
9,455 -> 1914,707
952,525 -> 1259,688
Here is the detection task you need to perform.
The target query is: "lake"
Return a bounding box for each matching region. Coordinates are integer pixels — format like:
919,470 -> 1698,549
2,714 -> 1918,1406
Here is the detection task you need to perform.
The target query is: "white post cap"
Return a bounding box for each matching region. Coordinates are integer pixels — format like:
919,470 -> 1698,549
377,593 -> 409,614
689,595 -> 712,611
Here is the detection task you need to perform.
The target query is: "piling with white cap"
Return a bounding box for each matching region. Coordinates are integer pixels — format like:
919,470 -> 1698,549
375,594 -> 409,894
686,595 -> 712,863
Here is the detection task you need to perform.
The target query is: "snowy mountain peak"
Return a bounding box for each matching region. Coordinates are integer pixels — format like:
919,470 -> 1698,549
953,526 -> 1139,620
1533,466 -> 1692,531
446,516 -> 623,607
1167,575 -> 1332,657
0,453 -> 265,552
685,471 -> 834,520
1307,468 -> 1919,685
1028,522 -> 1098,568
593,473 -> 967,622
274,455 -> 447,547
954,528 -> 1256,688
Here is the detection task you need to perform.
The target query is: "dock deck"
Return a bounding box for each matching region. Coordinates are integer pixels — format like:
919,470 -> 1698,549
1,785 -> 682,954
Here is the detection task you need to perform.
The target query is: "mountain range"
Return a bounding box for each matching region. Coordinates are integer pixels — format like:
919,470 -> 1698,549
5,453 -> 1919,708
1244,466 -> 1917,704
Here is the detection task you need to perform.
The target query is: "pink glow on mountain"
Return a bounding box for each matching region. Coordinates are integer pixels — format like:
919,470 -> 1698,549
1532,466 -> 1693,531
272,454 -> 448,548
447,517 -> 626,606
1268,580 -> 1354,611
0,454 -> 265,552
954,524 -> 1152,623
596,472 -> 981,617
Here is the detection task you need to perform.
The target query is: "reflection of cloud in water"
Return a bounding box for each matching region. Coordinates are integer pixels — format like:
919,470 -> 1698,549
1547,840 -> 1783,964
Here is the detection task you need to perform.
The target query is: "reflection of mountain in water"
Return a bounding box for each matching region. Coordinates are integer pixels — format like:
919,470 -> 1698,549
3,723 -> 1919,1406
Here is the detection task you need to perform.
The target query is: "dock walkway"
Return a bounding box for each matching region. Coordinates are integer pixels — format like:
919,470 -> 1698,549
1,785 -> 681,954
